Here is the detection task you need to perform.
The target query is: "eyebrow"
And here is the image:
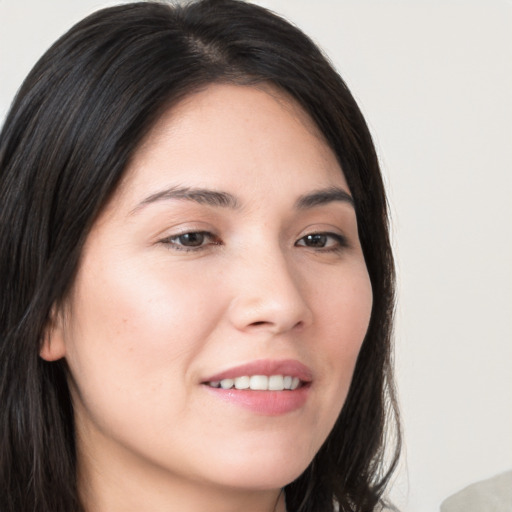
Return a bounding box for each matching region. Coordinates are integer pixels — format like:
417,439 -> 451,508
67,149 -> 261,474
130,185 -> 354,215
131,186 -> 240,214
295,187 -> 354,209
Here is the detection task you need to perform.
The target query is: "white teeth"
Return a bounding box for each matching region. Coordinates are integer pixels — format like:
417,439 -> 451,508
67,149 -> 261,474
249,375 -> 268,390
268,375 -> 284,391
210,375 -> 302,391
220,378 -> 234,389
234,376 -> 250,389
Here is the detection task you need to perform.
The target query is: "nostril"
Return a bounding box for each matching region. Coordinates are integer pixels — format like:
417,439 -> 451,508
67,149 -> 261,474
248,320 -> 305,330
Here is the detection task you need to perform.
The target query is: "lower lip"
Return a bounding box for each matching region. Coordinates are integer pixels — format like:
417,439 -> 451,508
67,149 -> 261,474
204,385 -> 310,415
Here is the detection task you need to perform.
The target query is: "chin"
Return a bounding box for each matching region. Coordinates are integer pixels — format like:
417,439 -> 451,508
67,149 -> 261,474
214,468 -> 306,491
200,447 -> 313,491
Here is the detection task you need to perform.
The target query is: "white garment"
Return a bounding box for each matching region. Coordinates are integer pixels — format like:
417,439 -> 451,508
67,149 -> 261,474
440,470 -> 512,512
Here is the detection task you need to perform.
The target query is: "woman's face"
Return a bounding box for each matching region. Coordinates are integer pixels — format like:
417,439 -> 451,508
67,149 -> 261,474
44,84 -> 372,506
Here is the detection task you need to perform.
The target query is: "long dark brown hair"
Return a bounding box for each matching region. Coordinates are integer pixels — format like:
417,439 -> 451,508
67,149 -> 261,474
0,1 -> 400,510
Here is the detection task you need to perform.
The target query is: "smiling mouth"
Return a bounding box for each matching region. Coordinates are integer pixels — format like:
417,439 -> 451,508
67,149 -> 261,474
206,375 -> 303,391
202,360 -> 312,414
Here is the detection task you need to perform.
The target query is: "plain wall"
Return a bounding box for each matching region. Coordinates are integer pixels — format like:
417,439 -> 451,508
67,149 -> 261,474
1,1 -> 511,511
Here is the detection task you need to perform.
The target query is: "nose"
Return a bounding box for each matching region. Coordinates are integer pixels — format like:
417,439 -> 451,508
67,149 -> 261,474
227,245 -> 313,335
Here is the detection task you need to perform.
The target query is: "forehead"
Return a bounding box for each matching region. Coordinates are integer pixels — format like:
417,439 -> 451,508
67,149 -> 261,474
140,82 -> 329,150
111,83 -> 348,212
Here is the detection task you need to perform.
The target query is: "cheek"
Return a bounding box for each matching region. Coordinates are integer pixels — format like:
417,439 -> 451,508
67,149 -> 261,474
312,263 -> 373,403
314,260 -> 373,356
62,255 -> 223,419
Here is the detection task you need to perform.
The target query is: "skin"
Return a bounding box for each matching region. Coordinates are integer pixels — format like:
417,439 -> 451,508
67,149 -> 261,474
41,84 -> 373,512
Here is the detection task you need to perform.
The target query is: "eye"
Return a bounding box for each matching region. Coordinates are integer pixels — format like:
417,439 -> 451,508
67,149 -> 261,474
160,231 -> 220,252
295,232 -> 348,251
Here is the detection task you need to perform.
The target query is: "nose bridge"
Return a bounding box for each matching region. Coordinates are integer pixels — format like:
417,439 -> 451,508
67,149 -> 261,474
228,239 -> 312,333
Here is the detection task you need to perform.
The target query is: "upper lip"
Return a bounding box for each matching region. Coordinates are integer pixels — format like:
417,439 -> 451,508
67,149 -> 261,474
202,359 -> 313,383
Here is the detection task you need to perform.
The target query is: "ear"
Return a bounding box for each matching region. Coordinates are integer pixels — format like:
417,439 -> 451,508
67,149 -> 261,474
39,304 -> 67,361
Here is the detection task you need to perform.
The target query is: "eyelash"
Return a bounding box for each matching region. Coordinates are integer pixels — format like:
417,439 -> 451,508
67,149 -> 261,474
160,231 -> 348,253
160,231 -> 221,252
295,232 -> 348,252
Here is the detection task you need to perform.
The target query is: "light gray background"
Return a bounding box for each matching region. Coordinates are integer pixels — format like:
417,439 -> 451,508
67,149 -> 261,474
1,1 -> 511,510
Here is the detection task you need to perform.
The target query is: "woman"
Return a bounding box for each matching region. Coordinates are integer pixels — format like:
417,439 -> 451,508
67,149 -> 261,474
0,1 -> 400,511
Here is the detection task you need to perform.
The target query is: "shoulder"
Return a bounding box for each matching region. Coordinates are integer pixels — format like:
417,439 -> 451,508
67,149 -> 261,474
440,470 -> 512,512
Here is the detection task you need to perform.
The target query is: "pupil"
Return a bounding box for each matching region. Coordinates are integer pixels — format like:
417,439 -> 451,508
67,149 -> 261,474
180,233 -> 204,246
306,234 -> 327,247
